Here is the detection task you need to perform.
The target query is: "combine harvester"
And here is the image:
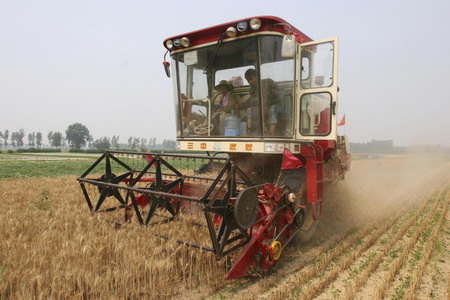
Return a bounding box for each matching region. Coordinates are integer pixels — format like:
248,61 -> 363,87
78,16 -> 350,279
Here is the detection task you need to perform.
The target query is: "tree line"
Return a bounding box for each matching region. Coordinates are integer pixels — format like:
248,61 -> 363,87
0,123 -> 176,151
349,140 -> 395,153
349,139 -> 450,154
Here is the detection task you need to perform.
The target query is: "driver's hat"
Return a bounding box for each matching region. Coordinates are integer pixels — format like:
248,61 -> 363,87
215,80 -> 234,91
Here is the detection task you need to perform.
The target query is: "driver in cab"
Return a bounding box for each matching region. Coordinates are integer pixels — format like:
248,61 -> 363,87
213,80 -> 239,113
212,80 -> 239,135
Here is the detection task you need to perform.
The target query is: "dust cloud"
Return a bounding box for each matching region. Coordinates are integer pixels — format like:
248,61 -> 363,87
317,155 -> 450,239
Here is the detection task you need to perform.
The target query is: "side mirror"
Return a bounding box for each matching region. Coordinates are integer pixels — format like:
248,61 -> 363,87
281,35 -> 296,58
163,61 -> 171,78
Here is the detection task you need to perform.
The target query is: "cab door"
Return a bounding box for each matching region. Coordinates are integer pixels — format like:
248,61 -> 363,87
296,38 -> 339,141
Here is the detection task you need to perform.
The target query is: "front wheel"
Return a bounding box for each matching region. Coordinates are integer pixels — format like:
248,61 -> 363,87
278,168 -> 319,244
295,202 -> 319,244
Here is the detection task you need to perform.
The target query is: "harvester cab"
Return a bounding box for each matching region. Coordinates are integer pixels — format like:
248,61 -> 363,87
166,17 -> 339,150
78,16 -> 351,279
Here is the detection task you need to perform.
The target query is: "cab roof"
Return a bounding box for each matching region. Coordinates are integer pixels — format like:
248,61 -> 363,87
163,16 -> 313,51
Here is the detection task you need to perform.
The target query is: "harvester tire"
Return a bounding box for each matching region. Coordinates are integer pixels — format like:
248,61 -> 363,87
295,206 -> 318,244
277,168 -> 318,244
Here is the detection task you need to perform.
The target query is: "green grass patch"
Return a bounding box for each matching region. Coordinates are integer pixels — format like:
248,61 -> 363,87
0,160 -> 106,178
0,153 -> 98,160
0,151 -> 223,179
16,148 -> 62,153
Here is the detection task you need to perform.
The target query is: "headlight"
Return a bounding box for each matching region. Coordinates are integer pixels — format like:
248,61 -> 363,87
249,18 -> 262,30
165,40 -> 173,49
237,21 -> 248,32
180,37 -> 190,47
226,26 -> 237,37
264,143 -> 285,152
174,38 -> 181,47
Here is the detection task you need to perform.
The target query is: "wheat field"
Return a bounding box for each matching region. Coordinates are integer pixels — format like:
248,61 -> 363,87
1,156 -> 450,299
0,176 -> 228,299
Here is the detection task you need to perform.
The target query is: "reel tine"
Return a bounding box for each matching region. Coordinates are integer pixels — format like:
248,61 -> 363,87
145,198 -> 160,225
105,155 -> 112,178
113,189 -> 126,206
114,171 -> 132,184
155,158 -> 163,187
110,154 -> 133,172
80,153 -> 106,178
164,178 -> 182,192
95,188 -> 109,211
164,200 -> 176,216
129,191 -> 144,224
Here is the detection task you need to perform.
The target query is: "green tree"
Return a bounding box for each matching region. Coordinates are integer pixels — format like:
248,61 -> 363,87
149,137 -> 156,149
141,138 -> 147,147
65,123 -> 90,149
87,135 -> 94,149
12,129 -> 26,148
36,132 -> 42,148
10,132 -> 18,148
28,132 -> 36,147
3,129 -> 9,149
47,131 -> 53,146
111,135 -> 120,149
162,139 -> 176,150
51,132 -> 63,147
132,137 -> 140,150
93,136 -> 111,149
18,129 -> 25,148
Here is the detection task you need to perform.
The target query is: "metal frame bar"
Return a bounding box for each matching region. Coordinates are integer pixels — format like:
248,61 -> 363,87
77,151 -> 250,259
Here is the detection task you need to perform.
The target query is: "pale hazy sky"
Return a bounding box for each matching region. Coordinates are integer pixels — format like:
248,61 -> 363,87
1,0 -> 450,146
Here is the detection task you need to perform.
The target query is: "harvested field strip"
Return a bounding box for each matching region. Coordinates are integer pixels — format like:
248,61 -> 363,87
300,192 -> 442,300
230,226 -> 373,300
348,189 -> 447,299
418,217 -> 450,300
261,189 -> 441,300
262,220 -> 394,299
233,223 -> 388,300
376,189 -> 450,300
261,200 -> 428,299
402,191 -> 450,299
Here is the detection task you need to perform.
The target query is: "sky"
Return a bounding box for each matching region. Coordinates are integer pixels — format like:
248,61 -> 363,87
1,0 -> 450,147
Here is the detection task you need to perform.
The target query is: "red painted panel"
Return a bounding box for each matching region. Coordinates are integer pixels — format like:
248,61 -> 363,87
163,16 -> 313,50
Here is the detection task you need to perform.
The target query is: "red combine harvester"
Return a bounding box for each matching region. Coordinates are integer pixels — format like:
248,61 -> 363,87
78,16 -> 350,279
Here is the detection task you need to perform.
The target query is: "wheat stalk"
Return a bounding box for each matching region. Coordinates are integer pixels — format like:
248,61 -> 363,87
373,189 -> 447,300
403,190 -> 450,300
263,189 -> 436,300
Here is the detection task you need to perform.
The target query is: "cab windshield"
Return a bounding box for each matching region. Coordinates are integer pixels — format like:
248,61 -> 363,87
173,36 -> 295,138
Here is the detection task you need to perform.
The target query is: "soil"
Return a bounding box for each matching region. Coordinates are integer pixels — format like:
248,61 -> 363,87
179,154 -> 450,299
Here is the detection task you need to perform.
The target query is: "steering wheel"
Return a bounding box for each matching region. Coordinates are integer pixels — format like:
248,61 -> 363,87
189,120 -> 214,135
